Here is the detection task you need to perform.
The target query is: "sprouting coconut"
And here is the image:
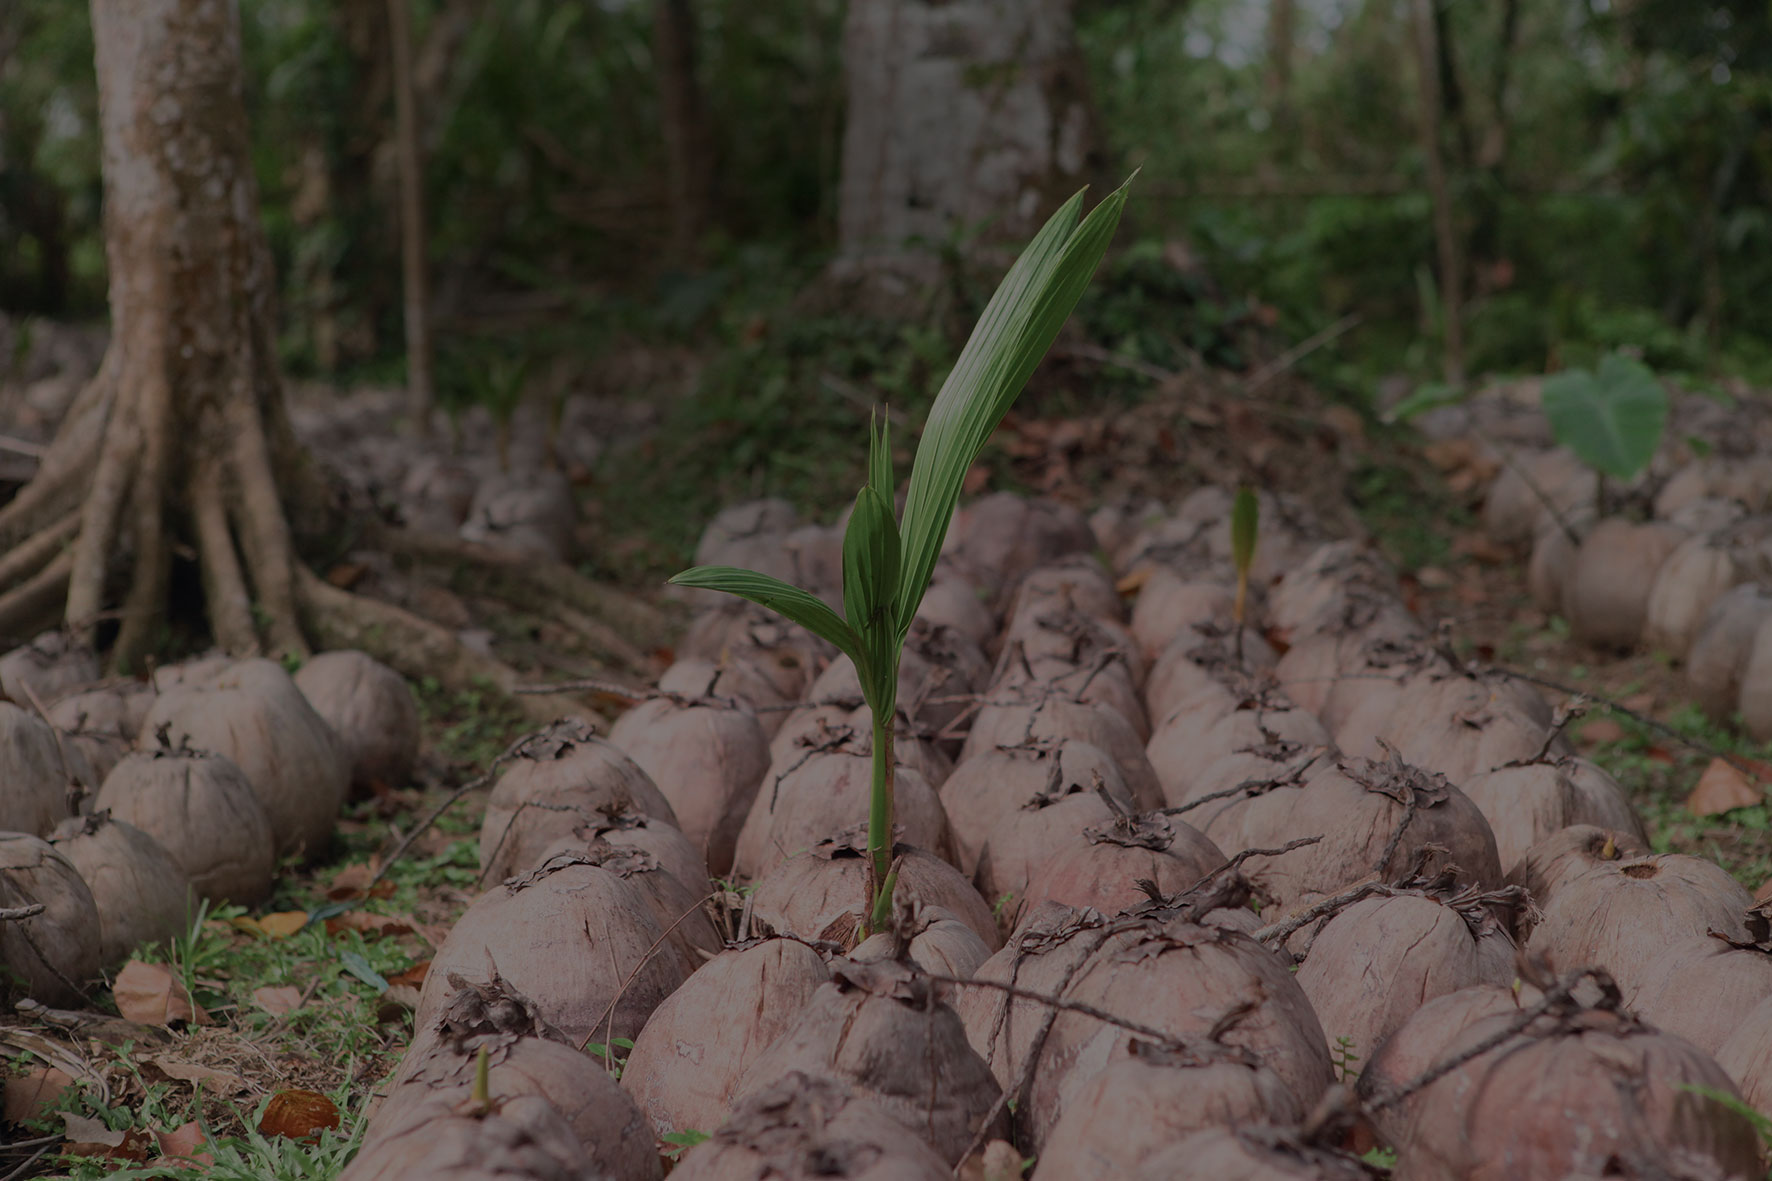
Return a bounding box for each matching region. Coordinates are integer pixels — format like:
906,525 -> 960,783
852,902 -> 994,978
1125,1124 -> 1381,1181
415,850 -> 697,1046
1526,853 -> 1754,998
1687,584 -> 1772,723
1148,687 -> 1329,809
669,1071 -> 952,1181
0,832 -> 101,1005
1643,533 -> 1746,660
732,958 -> 1006,1165
1386,970 -> 1761,1181
1560,517 -> 1687,650
623,937 -> 831,1139
605,692 -> 769,878
48,812 -> 190,965
293,650 -> 420,792
0,631 -> 99,707
1502,823 -> 1648,908
1629,922 -> 1772,1057
749,831 -> 999,950
939,739 -> 1134,878
1460,754 -> 1645,874
732,739 -> 949,882
0,702 -> 75,837
1353,983 -> 1521,1148
478,720 -> 681,880
1482,448 -> 1598,547
1034,1034 -> 1304,1179
1019,805 -> 1226,919
1284,873 -> 1524,1068
140,657 -> 350,858
1145,622 -> 1279,732
1128,568 -> 1238,667
94,742 -> 276,905
960,676 -> 1164,811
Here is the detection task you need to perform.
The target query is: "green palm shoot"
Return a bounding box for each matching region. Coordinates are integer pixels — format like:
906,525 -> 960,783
670,177 -> 1133,934
1230,486 -> 1259,663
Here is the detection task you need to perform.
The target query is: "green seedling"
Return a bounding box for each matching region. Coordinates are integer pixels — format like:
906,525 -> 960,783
1230,486 -> 1258,663
1540,353 -> 1667,482
671,177 -> 1133,933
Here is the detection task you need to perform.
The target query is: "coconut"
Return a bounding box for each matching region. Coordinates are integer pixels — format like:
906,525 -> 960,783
1459,756 -> 1646,874
1737,615 -> 1772,741
732,958 -> 1006,1165
749,833 -> 998,951
1149,691 -> 1329,810
1020,808 -> 1227,919
1560,517 -> 1688,649
459,468 -> 577,561
1656,456 -> 1772,518
140,658 -> 349,858
1526,853 -> 1754,998
972,777 -> 1119,909
1274,605 -> 1430,724
478,720 -> 680,878
623,938 -> 831,1138
1224,753 -> 1503,913
1629,926 -> 1772,1057
852,904 -> 994,979
1145,624 -> 1280,736
1688,584 -> 1772,723
1265,541 -> 1400,644
960,680 -> 1164,812
994,646 -> 1150,743
942,492 -> 1096,604
1353,983 -> 1521,1147
1390,979 -> 1761,1181
1127,1125 -> 1380,1181
48,812 -> 190,965
396,455 -> 477,532
0,702 -> 75,836
1286,881 -> 1522,1068
659,657 -> 796,738
1527,517 -> 1583,614
0,631 -> 99,707
999,597 -> 1145,692
415,851 -> 697,1046
939,740 -> 1134,878
802,624 -> 991,744
731,742 -> 948,881
915,575 -> 996,650
1036,1035 -> 1303,1179
670,1071 -> 951,1181
1717,994 -> 1772,1113
1502,823 -> 1649,909
782,523 -> 843,596
1004,557 -> 1126,628
694,498 -> 800,566
1483,448 -> 1598,546
0,832 -> 101,1005
677,602 -> 827,702
46,683 -> 150,744
1644,534 -> 1747,659
339,1093 -> 597,1180
365,1028 -> 661,1181
527,841 -> 720,964
606,694 -> 769,877
293,650 -> 420,791
1128,569 -> 1238,666
93,744 -> 275,905
1364,671 -> 1561,785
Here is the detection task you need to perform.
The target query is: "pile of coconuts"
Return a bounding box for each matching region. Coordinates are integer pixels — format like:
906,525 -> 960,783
1417,376 -> 1772,740
0,643 -> 419,1007
342,486 -> 1772,1179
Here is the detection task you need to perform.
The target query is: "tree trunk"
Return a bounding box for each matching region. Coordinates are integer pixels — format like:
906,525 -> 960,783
0,0 -> 657,723
654,0 -> 712,261
835,0 -> 1101,286
386,0 -> 435,434
1410,0 -> 1466,387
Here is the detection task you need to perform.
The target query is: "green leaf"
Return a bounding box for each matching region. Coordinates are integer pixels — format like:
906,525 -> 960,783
869,409 -> 893,506
338,949 -> 388,992
895,175 -> 1133,632
842,485 -> 902,657
1383,380 -> 1461,423
1540,353 -> 1668,480
1231,488 -> 1259,577
668,566 -> 862,659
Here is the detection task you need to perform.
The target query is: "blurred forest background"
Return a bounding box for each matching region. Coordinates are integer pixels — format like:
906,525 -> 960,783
1,0 -> 1765,578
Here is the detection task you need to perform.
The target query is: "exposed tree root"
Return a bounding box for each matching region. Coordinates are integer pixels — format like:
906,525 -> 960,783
0,551 -> 72,648
0,512 -> 78,595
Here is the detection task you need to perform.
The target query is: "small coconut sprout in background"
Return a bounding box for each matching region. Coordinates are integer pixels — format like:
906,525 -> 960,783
670,178 -> 1132,934
1230,485 -> 1257,664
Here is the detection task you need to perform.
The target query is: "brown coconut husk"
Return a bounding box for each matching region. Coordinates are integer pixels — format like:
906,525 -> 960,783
1225,750 -> 1503,913
1358,669 -> 1562,784
1145,621 -> 1279,728
852,902 -> 994,979
1004,557 -> 1126,628
459,469 -> 577,561
1149,689 -> 1328,810
1717,993 -> 1772,1113
1527,515 -> 1586,614
670,1071 -> 951,1181
0,832 -> 101,1005
914,574 -> 996,650
942,492 -> 1096,605
732,958 -> 1007,1165
748,832 -> 998,951
1273,601 -> 1430,723
1035,1034 -> 1304,1178
606,694 -> 769,878
659,656 -> 797,739
1644,533 -> 1747,660
1502,823 -> 1649,908
623,938 -> 831,1139
1127,1123 -> 1383,1181
1526,853 -> 1754,999
1019,803 -> 1227,920
797,632 -> 990,751
94,742 -> 276,905
677,601 -> 829,702
1688,584 -> 1772,723
1561,517 -> 1688,650
1460,753 -> 1645,874
340,1096 -> 601,1180
526,840 -> 720,964
48,811 -> 190,966
998,597 -> 1146,694
1483,448 -> 1598,547
971,771 -> 1121,907
415,850 -> 696,1046
0,631 -> 99,708
1265,541 -> 1401,646
997,649 -> 1151,742
1738,614 -> 1772,742
961,672 -> 1164,810
1284,872 -> 1525,1068
0,702 -> 76,837
1353,982 -> 1521,1148
46,682 -> 150,745
139,658 -> 349,858
1656,456 -> 1772,519
694,498 -> 800,564
1630,918 -> 1772,1057
732,740 -> 949,881
1128,567 -> 1239,667
1386,969 -> 1761,1181
478,720 -> 681,878
939,739 -> 1134,878
293,650 -> 420,792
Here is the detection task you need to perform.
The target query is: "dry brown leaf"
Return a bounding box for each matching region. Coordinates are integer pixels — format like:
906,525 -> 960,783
1688,758 -> 1764,818
956,1140 -> 1024,1181
386,961 -> 430,988
258,911 -> 311,938
258,1089 -> 340,1142
112,960 -> 206,1026
252,985 -> 304,1016
144,1057 -> 249,1095
4,1066 -> 75,1123
324,863 -> 394,901
1578,718 -> 1627,747
62,1112 -> 126,1147
153,1120 -> 211,1166
323,911 -> 415,938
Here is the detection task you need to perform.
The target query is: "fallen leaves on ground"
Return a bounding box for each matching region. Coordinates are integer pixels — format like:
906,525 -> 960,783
231,911 -> 310,939
1688,758 -> 1765,817
325,863 -> 394,901
143,1057 -> 249,1096
324,910 -> 416,938
258,1089 -> 340,1142
252,985 -> 305,1016
3,1066 -> 75,1123
152,1120 -> 211,1166
61,1112 -> 151,1162
112,960 -> 207,1026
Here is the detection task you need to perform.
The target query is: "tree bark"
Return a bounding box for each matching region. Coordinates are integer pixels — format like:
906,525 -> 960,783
1410,0 -> 1466,387
386,0 -> 435,434
654,0 -> 712,261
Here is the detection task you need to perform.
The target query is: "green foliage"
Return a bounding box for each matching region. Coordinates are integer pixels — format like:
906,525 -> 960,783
1540,353 -> 1669,480
76,1094 -> 367,1181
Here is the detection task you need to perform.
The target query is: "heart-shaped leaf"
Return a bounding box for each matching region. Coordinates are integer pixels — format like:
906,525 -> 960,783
1541,354 -> 1667,480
